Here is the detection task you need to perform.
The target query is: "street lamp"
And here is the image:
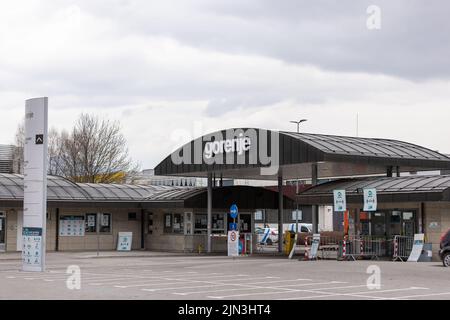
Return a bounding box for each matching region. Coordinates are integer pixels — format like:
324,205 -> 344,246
290,119 -> 308,133
289,119 -> 308,235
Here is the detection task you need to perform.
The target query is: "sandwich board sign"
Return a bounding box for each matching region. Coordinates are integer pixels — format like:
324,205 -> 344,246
22,97 -> 48,272
407,233 -> 425,262
363,188 -> 378,211
227,230 -> 239,257
333,190 -> 347,212
117,232 -> 133,251
309,234 -> 321,260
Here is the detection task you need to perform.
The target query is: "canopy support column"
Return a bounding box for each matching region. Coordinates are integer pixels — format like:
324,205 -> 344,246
207,172 -> 212,253
277,174 -> 283,253
311,163 -> 319,233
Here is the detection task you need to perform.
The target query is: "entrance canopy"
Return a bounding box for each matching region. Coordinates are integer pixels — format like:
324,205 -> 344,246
296,174 -> 450,205
155,128 -> 450,180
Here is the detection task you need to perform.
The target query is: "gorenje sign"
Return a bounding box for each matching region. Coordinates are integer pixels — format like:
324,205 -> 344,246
204,133 -> 251,159
170,128 -> 280,176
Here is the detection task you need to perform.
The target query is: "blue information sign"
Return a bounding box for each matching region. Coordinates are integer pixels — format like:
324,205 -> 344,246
230,204 -> 238,219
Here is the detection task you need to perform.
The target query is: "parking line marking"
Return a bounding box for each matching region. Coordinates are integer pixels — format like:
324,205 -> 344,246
183,281 -> 343,297
110,274 -> 250,288
386,291 -> 450,300
280,287 -> 429,300
167,278 -> 312,294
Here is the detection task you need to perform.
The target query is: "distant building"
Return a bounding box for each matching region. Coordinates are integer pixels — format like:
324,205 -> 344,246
0,145 -> 18,174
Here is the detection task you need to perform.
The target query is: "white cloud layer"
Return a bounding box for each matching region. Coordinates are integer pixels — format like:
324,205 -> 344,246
0,1 -> 449,168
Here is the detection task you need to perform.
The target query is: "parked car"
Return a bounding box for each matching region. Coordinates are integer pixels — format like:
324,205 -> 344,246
255,226 -> 278,245
439,229 -> 450,267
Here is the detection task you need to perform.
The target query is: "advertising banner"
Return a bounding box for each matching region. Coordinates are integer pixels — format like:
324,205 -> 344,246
333,190 -> 347,212
363,188 -> 378,211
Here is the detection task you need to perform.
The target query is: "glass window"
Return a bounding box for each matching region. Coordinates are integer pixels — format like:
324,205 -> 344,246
99,213 -> 111,233
128,212 -> 137,221
164,214 -> 172,233
147,212 -> 153,234
85,213 -> 97,233
390,211 -> 401,223
254,210 -> 263,221
194,213 -> 226,234
291,210 -> 302,221
194,214 -> 207,232
403,212 -> 414,220
173,214 -> 184,234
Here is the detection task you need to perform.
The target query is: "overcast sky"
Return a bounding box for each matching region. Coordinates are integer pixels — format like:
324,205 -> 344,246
1,0 -> 449,169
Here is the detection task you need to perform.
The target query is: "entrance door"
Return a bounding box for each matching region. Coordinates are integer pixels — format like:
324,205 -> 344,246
0,215 -> 5,252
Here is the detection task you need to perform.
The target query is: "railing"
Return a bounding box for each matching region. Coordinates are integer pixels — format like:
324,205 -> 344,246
392,235 -> 414,261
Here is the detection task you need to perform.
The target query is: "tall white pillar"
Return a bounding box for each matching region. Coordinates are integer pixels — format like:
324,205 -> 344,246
22,97 -> 48,272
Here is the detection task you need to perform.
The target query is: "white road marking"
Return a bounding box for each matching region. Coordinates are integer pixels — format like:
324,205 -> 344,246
110,274 -> 250,288
168,278 -> 314,295
281,287 -> 429,300
183,281 -> 344,297
386,291 -> 450,300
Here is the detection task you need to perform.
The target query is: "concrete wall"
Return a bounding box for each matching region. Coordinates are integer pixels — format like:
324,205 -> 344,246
423,202 -> 450,259
2,206 -> 142,252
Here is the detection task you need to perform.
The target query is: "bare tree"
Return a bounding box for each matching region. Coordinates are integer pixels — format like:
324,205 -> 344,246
13,113 -> 139,183
13,121 -> 25,174
60,114 -> 138,183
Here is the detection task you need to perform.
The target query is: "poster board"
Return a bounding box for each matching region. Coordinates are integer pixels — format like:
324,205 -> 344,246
59,216 -> 85,237
117,232 -> 133,251
309,234 -> 321,260
407,233 -> 425,262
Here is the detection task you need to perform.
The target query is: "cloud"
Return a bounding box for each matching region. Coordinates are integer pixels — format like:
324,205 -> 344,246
0,1 -> 449,169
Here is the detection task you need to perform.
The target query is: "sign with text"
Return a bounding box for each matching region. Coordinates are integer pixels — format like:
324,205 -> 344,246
309,234 -> 321,260
59,216 -> 85,237
407,233 -> 425,262
363,188 -> 378,211
333,190 -> 347,212
23,97 -> 48,272
227,230 -> 239,257
22,227 -> 42,269
117,232 -> 133,251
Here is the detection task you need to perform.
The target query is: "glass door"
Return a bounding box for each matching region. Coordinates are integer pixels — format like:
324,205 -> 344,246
0,215 -> 5,252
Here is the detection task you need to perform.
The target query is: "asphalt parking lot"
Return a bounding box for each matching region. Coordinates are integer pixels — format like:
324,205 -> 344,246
0,252 -> 449,300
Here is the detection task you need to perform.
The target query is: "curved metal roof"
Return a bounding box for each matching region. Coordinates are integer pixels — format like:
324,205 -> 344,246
145,187 -> 205,202
155,128 -> 450,180
281,132 -> 449,161
0,173 -> 170,202
297,174 -> 450,203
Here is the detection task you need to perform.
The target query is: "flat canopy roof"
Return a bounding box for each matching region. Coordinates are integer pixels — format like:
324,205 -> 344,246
296,174 -> 450,204
0,173 -> 293,209
155,128 -> 450,180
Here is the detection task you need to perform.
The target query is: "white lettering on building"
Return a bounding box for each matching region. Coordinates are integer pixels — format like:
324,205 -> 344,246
204,133 -> 251,159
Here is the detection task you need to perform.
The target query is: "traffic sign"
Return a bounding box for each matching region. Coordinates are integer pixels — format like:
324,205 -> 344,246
230,204 -> 238,219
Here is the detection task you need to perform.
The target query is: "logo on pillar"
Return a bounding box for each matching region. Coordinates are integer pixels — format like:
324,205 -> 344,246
35,134 -> 44,145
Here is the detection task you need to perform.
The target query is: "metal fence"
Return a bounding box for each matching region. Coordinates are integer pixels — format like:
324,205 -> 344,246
304,235 -> 342,260
392,235 -> 414,261
339,236 -> 385,261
